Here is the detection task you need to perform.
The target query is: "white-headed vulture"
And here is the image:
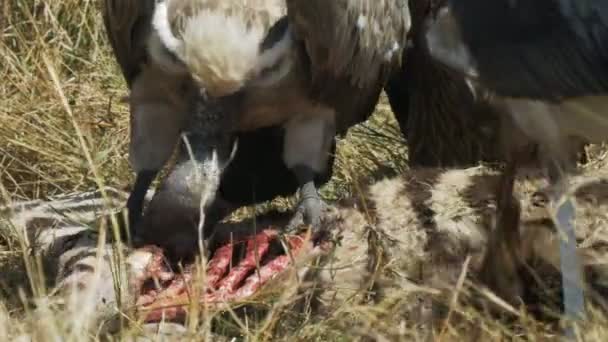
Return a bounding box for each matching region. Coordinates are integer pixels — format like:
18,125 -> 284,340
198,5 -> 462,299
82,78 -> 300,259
102,0 -> 411,253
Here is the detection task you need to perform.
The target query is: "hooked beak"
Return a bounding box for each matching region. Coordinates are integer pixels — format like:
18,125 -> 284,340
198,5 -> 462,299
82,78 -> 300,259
425,6 -> 479,79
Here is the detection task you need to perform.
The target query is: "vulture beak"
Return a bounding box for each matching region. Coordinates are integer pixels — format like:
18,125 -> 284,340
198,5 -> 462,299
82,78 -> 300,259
425,6 -> 479,79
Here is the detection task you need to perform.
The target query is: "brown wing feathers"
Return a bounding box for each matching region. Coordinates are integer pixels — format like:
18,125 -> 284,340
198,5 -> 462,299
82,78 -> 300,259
102,0 -> 155,86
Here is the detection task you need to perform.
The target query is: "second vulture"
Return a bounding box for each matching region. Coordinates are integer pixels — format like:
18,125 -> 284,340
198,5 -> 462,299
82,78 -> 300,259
425,0 -> 608,325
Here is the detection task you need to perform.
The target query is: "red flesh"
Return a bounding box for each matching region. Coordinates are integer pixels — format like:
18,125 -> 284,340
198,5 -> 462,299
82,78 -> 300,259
137,229 -> 312,323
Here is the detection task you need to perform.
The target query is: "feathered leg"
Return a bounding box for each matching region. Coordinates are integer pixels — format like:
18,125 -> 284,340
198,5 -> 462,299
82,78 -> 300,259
126,170 -> 157,236
282,112 -> 335,235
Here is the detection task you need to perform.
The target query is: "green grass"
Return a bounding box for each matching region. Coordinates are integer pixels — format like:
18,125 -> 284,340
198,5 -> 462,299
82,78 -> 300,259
1,1 -> 608,341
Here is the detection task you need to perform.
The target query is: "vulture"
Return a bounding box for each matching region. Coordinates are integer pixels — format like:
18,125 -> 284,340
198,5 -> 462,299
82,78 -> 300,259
425,0 -> 608,324
102,0 -> 411,251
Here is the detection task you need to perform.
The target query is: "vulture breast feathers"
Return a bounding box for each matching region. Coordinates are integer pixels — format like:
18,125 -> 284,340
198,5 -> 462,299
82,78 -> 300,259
430,0 -> 608,100
102,0 -> 156,87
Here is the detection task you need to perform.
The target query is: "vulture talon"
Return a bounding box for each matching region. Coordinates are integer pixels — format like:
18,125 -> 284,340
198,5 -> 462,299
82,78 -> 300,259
286,196 -> 329,239
301,196 -> 326,229
287,165 -> 330,239
285,210 -> 305,233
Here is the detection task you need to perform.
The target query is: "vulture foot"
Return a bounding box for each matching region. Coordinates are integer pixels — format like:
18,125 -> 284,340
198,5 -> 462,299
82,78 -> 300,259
136,229 -> 311,323
287,165 -> 331,240
286,195 -> 330,241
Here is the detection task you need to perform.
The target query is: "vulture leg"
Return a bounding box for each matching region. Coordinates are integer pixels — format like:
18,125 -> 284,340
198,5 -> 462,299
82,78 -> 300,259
525,152 -> 587,336
126,66 -> 191,239
126,170 -> 158,235
288,165 -> 328,231
480,149 -> 524,307
282,113 -> 335,234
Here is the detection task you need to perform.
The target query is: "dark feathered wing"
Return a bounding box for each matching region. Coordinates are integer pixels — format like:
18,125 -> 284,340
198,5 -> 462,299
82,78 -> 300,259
448,0 -> 608,99
286,0 -> 410,95
102,0 -> 156,87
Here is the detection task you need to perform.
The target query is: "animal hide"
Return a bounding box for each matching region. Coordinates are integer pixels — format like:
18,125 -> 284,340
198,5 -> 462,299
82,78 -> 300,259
2,166 -> 608,338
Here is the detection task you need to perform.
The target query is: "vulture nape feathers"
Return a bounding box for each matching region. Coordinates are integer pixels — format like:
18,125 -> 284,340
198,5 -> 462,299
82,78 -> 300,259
102,0 -> 411,255
426,0 -> 608,327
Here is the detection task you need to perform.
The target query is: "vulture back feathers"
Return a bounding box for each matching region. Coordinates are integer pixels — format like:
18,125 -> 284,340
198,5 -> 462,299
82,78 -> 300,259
386,0 -> 507,167
286,0 -> 410,93
286,0 -> 411,130
425,0 -> 608,163
429,0 -> 608,100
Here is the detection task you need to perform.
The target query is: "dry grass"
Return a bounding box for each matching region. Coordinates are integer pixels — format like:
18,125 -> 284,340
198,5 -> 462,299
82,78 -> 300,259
1,1 -> 608,341
1,0 -> 130,201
